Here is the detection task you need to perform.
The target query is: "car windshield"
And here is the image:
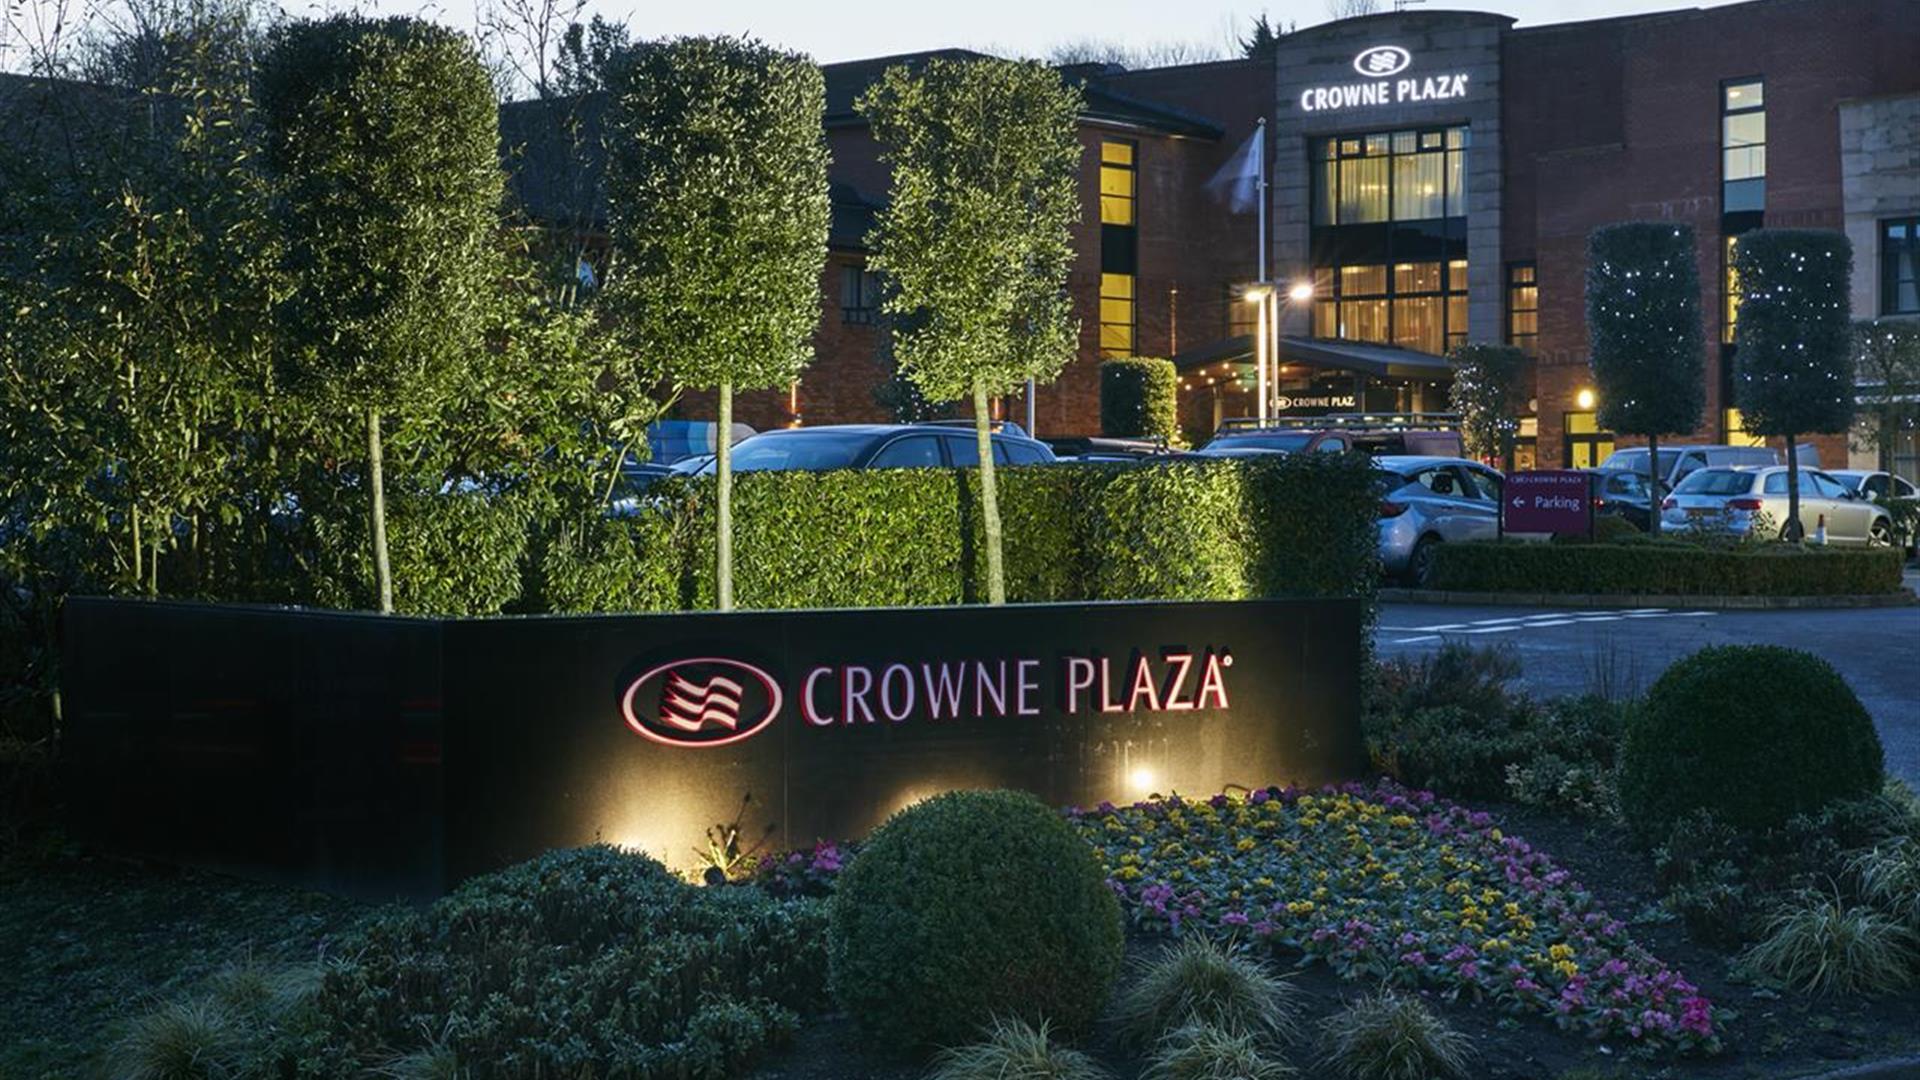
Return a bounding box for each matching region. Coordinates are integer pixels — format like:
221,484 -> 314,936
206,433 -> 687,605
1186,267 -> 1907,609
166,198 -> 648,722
1602,448 -> 1682,476
1206,432 -> 1316,453
1674,468 -> 1755,496
726,432 -> 872,472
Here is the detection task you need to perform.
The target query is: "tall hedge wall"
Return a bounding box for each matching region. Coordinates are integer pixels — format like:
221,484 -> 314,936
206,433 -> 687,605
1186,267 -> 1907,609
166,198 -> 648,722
543,454 -> 1381,612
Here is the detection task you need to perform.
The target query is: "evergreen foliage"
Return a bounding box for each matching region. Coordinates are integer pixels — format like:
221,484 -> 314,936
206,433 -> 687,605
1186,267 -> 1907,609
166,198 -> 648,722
859,57 -> 1082,603
1101,358 -> 1181,442
601,34 -> 830,609
1585,222 -> 1706,534
1853,319 -> 1920,469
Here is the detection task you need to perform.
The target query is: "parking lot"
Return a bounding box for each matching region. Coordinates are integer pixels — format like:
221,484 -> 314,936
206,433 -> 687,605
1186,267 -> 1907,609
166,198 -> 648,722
1375,578 -> 1920,786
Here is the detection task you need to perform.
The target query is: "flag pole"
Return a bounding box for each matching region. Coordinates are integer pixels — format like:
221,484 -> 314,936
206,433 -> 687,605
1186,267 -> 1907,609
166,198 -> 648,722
1255,117 -> 1269,423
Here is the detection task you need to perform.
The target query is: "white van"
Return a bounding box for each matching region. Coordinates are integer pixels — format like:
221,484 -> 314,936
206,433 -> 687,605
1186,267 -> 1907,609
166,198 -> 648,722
1601,444 -> 1779,496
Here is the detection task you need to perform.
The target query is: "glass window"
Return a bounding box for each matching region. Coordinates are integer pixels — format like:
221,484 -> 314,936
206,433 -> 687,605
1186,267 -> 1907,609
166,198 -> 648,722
1315,126 -> 1465,226
1672,469 -> 1758,495
870,435 -> 944,469
1099,272 -> 1135,357
1341,299 -> 1390,343
1763,472 -> 1789,495
1506,262 -> 1538,353
1338,155 -> 1390,223
1003,441 -> 1050,465
1723,235 -> 1742,344
729,432 -> 870,472
1394,262 -> 1443,294
1100,139 -> 1136,226
1392,296 -> 1444,354
1722,78 -> 1765,212
1341,264 -> 1388,296
1883,218 -> 1920,315
1392,150 -> 1446,221
1809,472 -> 1849,498
841,264 -> 877,324
943,433 -> 980,467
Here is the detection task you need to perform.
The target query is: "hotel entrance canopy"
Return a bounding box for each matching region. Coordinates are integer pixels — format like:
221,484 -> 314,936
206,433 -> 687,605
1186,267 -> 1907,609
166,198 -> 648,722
1171,334 -> 1456,384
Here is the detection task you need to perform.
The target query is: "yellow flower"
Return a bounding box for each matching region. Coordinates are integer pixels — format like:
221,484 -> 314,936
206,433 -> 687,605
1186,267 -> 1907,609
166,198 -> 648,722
1548,943 -> 1575,962
1235,837 -> 1255,853
1553,959 -> 1579,980
1114,865 -> 1143,882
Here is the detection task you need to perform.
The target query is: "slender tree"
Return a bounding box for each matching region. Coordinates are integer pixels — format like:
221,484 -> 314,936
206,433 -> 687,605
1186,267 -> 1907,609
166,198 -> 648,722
860,57 -> 1082,604
1852,319 -> 1920,473
260,15 -> 505,612
1733,229 -> 1855,540
601,35 -> 830,611
1447,343 -> 1529,469
1585,222 -> 1707,536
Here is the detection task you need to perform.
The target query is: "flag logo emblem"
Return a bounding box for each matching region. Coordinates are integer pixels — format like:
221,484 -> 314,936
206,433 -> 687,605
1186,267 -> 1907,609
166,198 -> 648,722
1353,46 -> 1411,78
621,658 -> 783,748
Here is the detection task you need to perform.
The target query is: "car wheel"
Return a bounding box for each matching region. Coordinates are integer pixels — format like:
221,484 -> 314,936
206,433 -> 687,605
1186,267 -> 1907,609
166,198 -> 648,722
1868,520 -> 1893,548
1408,536 -> 1440,588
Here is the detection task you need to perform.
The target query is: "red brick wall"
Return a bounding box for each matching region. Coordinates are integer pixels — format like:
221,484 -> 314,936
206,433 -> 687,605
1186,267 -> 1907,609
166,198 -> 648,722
1505,0 -> 1920,467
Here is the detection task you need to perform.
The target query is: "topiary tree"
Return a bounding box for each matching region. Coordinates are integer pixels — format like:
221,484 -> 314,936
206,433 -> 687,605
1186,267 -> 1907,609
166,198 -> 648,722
828,789 -> 1124,1051
602,36 -> 830,611
1618,645 -> 1883,841
1852,318 -> 1920,476
1585,223 -> 1706,537
860,58 -> 1082,605
1447,343 -> 1529,469
1101,357 -> 1180,443
260,15 -> 505,613
1734,230 -> 1855,541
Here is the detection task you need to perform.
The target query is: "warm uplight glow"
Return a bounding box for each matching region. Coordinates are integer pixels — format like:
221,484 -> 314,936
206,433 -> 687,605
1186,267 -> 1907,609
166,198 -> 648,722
1288,281 -> 1315,302
1576,388 -> 1597,410
1244,284 -> 1275,301
1128,765 -> 1157,795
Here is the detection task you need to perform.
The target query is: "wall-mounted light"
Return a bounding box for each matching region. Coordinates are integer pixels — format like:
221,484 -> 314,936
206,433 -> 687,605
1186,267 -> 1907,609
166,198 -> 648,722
1576,388 -> 1596,411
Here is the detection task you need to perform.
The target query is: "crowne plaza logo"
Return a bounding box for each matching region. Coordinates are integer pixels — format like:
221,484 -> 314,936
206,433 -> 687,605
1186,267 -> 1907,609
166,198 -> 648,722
1353,45 -> 1411,78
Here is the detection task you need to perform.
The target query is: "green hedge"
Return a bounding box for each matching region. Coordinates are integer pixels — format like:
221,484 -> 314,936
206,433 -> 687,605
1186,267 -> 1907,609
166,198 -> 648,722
546,454 -> 1381,612
1428,540 -> 1905,596
1100,357 -> 1179,443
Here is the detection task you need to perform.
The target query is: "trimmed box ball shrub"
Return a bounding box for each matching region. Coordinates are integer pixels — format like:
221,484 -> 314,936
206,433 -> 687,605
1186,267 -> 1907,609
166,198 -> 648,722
1620,646 -> 1884,840
1100,357 -> 1180,443
304,845 -> 828,1075
828,789 -> 1125,1050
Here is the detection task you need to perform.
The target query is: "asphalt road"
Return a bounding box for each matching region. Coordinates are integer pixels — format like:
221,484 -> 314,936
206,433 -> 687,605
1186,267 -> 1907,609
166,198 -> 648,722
1374,588 -> 1920,786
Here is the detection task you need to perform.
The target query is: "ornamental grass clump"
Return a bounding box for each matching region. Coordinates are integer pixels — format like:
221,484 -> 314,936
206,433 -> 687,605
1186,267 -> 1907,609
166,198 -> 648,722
1114,936 -> 1303,1047
926,1018 -> 1112,1080
1852,837 -> 1920,929
1143,1023 -> 1297,1080
103,998 -> 246,1080
1741,891 -> 1919,996
1318,992 -> 1471,1080
829,789 -> 1124,1050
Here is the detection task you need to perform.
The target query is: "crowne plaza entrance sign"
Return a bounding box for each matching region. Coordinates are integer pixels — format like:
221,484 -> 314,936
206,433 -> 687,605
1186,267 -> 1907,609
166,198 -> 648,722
61,596 -> 1365,895
1298,45 -> 1473,112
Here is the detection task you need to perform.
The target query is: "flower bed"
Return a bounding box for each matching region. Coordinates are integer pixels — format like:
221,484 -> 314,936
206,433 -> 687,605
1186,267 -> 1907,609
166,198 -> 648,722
1067,782 -> 1719,1054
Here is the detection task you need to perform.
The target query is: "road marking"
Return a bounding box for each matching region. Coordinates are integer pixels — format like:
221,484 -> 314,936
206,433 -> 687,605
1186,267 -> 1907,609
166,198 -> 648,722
1391,635 -> 1443,644
1527,619 -> 1576,627
1379,608 -> 1719,641
1462,625 -> 1523,634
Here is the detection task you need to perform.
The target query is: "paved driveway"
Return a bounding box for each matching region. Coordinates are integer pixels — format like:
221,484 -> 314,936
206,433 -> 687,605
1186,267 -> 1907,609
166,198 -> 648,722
1374,598 -> 1920,786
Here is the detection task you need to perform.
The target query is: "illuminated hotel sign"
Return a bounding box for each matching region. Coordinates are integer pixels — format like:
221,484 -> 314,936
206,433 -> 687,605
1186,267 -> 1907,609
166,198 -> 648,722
1299,45 -> 1471,112
62,596 -> 1365,890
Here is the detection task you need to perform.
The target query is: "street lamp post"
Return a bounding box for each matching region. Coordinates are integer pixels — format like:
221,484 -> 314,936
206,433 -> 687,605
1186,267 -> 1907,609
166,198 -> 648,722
1245,283 -> 1275,422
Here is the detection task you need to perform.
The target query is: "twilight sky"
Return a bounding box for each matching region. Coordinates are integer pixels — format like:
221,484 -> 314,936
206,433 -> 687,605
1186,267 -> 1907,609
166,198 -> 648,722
367,0 -> 1750,64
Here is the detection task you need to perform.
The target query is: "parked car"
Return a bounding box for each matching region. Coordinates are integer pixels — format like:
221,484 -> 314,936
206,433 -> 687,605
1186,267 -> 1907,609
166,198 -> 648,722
1601,444 -> 1777,497
1579,467 -> 1653,532
1374,455 -> 1507,586
1042,435 -> 1179,462
1660,466 -> 1895,545
681,422 -> 1056,474
1830,469 -> 1919,553
1828,469 -> 1918,503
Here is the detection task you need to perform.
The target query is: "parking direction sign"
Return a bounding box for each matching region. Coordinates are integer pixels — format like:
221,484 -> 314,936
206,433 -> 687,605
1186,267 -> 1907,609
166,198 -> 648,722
1503,470 -> 1592,535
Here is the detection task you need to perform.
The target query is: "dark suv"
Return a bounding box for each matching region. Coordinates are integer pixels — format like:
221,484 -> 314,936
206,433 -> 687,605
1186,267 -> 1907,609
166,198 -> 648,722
685,422 -> 1056,473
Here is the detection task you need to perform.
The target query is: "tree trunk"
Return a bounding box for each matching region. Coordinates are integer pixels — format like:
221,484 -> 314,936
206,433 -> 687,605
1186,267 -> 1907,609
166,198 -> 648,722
1784,437 -> 1804,542
975,380 -> 1006,605
1645,432 -> 1662,538
130,505 -> 143,594
717,381 -> 734,612
368,406 -> 394,613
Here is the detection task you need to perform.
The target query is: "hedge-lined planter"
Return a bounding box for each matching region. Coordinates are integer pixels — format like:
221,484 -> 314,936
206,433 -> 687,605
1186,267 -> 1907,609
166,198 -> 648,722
543,455 -> 1381,612
1427,541 -> 1906,597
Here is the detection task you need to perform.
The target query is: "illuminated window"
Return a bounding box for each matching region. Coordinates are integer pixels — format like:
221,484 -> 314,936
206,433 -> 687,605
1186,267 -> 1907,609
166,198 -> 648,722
1884,218 -> 1920,316
1723,235 -> 1742,344
1312,259 -> 1466,355
1311,126 -> 1468,227
1563,411 -> 1616,469
1722,79 -> 1765,214
1724,408 -> 1766,447
1100,272 -> 1135,357
1507,263 -> 1538,353
1100,140 -> 1136,226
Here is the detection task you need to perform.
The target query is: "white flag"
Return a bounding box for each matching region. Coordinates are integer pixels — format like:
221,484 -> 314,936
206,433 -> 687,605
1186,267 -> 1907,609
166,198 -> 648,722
1205,124 -> 1264,213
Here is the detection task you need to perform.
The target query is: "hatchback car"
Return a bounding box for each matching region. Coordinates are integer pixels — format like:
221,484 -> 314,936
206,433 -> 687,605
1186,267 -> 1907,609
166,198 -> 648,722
1601,444 -> 1778,497
683,423 -> 1056,474
1579,468 -> 1653,532
1828,469 -> 1918,503
1660,467 -> 1894,545
1374,456 -> 1506,585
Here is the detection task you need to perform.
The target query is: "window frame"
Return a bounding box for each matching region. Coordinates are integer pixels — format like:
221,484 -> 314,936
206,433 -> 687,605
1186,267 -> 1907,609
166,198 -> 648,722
1506,261 -> 1538,353
1882,217 -> 1920,316
1312,125 -> 1469,227
1099,138 -> 1137,227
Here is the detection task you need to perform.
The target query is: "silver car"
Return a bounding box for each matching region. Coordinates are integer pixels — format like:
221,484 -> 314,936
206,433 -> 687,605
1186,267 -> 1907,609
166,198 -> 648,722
1660,466 -> 1895,546
1375,455 -> 1505,586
